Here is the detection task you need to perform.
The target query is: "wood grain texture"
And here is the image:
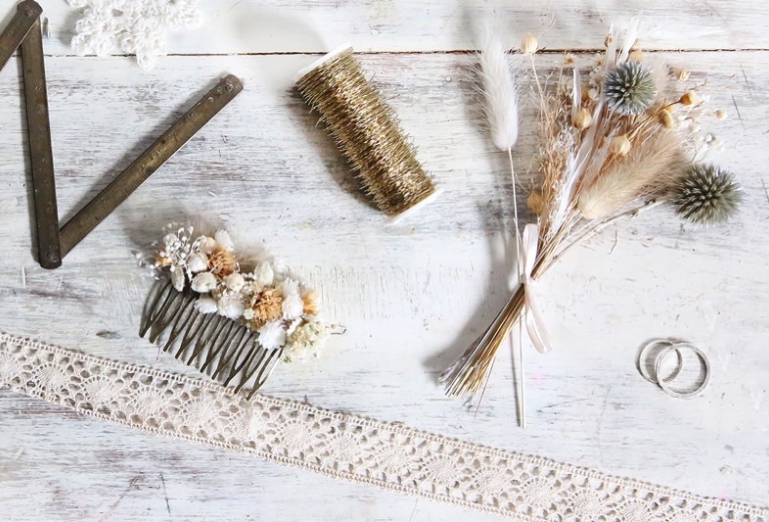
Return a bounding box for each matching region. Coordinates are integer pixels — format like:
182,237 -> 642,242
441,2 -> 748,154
1,2 -> 769,520
3,0 -> 769,58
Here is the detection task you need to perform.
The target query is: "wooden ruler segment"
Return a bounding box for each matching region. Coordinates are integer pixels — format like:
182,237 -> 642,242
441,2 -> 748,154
21,17 -> 61,269
2,0 -> 244,268
0,0 -> 41,74
58,75 -> 245,257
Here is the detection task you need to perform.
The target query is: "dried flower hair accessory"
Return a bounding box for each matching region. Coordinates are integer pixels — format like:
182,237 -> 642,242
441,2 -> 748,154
443,19 -> 742,410
140,224 -> 339,398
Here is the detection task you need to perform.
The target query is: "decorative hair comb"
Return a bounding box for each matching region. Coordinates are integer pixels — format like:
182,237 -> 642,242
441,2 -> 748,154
140,225 -> 336,397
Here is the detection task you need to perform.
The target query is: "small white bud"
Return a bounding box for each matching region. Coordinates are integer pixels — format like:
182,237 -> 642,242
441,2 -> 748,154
609,135 -> 632,156
214,230 -> 234,250
225,272 -> 245,292
198,236 -> 217,255
253,262 -> 274,288
186,253 -> 209,274
520,33 -> 538,55
572,108 -> 593,130
195,296 -> 218,314
191,272 -> 217,293
170,268 -> 186,292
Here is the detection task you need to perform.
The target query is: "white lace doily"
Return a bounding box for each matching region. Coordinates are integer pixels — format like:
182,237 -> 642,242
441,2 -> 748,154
1,332 -> 766,521
66,0 -> 203,70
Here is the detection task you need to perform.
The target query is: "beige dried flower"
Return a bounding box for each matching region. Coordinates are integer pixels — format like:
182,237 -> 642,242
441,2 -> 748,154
302,290 -> 319,316
250,287 -> 284,327
715,109 -> 727,120
527,192 -> 545,215
658,109 -> 675,129
629,49 -> 644,62
573,108 -> 593,130
680,92 -> 698,106
155,256 -> 171,267
521,33 -> 538,55
609,135 -> 632,156
208,247 -> 237,278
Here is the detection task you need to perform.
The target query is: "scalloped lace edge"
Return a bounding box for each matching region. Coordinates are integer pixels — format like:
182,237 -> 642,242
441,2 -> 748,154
0,333 -> 766,521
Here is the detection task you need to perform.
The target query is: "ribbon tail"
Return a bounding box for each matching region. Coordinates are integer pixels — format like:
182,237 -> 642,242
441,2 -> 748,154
523,290 -> 552,354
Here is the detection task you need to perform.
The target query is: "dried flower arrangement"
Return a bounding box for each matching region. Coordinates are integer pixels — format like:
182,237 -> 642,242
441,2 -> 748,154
442,20 -> 742,403
140,224 -> 334,397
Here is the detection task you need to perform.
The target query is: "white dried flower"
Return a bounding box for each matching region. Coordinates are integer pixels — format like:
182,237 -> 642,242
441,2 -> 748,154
217,292 -> 245,319
258,320 -> 286,350
242,308 -> 255,320
281,279 -> 304,320
520,33 -> 538,55
187,253 -> 209,274
163,233 -> 178,248
158,225 -> 194,273
284,319 -> 330,363
225,272 -> 245,292
214,230 -> 234,251
191,272 -> 217,293
170,267 -> 185,292
195,296 -> 218,314
252,262 -> 274,289
197,236 -> 217,255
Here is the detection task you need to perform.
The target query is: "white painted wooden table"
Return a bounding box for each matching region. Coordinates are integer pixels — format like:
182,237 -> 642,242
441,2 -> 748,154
1,1 -> 768,520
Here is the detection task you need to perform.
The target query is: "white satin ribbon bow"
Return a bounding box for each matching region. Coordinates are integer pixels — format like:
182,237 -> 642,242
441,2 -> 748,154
520,223 -> 553,354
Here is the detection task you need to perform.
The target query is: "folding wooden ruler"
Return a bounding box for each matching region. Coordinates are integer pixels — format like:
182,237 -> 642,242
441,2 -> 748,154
0,0 -> 243,269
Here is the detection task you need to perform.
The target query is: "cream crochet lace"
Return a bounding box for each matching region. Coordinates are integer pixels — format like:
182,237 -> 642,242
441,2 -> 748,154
66,0 -> 203,70
0,333 -> 766,521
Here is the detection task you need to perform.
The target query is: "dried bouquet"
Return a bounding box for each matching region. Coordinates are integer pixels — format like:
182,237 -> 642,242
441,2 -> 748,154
140,224 -> 334,397
442,20 -> 742,403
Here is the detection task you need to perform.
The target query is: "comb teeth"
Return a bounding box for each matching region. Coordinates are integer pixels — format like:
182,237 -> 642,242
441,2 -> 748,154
141,280 -> 282,399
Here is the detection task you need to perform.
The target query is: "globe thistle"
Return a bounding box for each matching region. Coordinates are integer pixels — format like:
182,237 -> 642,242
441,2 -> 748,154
670,164 -> 741,225
604,61 -> 656,115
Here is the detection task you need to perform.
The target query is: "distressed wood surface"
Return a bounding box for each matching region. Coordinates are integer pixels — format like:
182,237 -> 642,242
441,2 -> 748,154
1,2 -> 769,521
7,0 -> 769,56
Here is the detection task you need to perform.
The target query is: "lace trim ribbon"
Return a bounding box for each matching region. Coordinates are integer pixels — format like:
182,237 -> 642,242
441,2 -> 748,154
66,0 -> 203,70
0,332 -> 766,521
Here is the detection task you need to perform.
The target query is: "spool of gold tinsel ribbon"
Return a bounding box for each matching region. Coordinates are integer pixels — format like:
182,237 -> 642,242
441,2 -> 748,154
296,45 -> 439,219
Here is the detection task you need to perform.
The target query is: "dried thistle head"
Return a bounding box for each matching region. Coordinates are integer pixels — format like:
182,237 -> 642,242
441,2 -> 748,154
670,164 -> 741,225
604,61 -> 656,115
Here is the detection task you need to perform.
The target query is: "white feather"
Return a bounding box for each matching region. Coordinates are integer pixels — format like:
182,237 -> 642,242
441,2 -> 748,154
479,31 -> 519,151
618,18 -> 640,63
571,68 -> 581,124
604,24 -> 618,70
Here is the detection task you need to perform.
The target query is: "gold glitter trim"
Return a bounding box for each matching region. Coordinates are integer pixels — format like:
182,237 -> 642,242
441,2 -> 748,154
296,47 -> 437,217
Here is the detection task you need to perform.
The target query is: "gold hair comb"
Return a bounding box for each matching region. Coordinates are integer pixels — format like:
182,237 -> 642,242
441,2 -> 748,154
140,225 -> 335,397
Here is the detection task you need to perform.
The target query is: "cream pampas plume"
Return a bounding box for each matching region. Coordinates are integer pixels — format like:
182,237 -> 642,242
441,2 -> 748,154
578,130 -> 685,219
476,30 -> 527,426
479,32 -> 519,151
